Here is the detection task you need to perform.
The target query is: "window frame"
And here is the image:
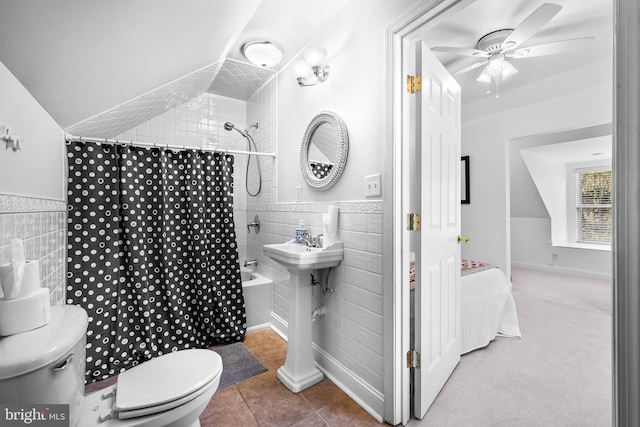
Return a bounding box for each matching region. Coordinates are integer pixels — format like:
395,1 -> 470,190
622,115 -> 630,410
570,164 -> 612,246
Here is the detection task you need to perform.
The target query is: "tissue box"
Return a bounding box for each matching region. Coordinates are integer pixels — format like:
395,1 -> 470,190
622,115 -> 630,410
0,288 -> 51,336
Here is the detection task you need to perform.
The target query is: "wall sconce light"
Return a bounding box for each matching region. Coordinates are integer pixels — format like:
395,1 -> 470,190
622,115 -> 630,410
292,47 -> 330,87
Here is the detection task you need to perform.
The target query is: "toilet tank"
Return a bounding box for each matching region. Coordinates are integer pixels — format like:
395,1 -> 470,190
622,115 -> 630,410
0,305 -> 88,427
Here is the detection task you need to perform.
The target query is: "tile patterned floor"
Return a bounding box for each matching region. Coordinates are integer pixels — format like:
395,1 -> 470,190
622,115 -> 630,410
200,328 -> 385,426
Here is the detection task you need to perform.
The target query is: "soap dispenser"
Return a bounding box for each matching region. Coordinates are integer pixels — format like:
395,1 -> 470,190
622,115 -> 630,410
295,220 -> 307,244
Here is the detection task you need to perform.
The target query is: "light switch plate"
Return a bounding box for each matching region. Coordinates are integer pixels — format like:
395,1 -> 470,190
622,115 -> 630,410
364,174 -> 382,197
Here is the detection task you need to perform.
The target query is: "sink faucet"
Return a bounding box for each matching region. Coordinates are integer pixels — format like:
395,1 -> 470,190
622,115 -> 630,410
244,259 -> 258,267
304,233 -> 323,248
301,232 -> 312,247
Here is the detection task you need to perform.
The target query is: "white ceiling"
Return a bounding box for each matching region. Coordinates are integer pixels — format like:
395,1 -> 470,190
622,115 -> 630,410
521,136 -> 612,164
0,0 -> 613,134
424,0 -> 613,106
0,0 -> 350,130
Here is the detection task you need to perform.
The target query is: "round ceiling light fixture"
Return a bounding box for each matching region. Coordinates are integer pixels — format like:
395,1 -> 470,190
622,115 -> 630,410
242,41 -> 283,68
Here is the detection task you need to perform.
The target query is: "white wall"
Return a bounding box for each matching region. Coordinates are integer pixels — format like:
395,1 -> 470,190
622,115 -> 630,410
511,217 -> 612,279
0,61 -> 65,200
510,146 -> 549,219
461,58 -> 612,278
509,124 -> 612,220
269,0 -> 421,420
519,147 -> 569,243
509,126 -> 612,276
276,0 -> 421,203
0,60 -> 68,306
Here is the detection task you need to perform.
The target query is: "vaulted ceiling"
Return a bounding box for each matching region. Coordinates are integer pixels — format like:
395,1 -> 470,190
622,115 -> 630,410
0,0 -> 613,135
0,0 -> 350,131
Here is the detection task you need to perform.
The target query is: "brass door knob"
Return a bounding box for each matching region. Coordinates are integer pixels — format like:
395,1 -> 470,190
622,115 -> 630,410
458,235 -> 469,244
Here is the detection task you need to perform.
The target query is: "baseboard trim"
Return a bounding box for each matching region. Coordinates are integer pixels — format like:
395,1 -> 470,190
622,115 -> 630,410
511,261 -> 612,281
246,322 -> 271,333
269,312 -> 288,342
312,344 -> 385,423
268,311 -> 384,422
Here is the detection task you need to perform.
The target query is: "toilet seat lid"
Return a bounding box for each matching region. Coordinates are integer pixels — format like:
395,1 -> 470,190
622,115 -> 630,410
115,349 -> 222,413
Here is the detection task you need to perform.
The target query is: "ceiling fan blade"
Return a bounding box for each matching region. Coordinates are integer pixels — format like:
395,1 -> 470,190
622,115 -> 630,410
501,3 -> 563,51
432,46 -> 489,58
511,37 -> 595,58
453,60 -> 487,75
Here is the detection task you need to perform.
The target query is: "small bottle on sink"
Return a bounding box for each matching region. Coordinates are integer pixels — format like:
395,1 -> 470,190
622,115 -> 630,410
295,220 -> 307,244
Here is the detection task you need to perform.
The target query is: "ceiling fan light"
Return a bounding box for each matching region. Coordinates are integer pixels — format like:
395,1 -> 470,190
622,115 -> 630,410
485,63 -> 503,78
501,61 -> 518,80
482,54 -> 506,77
476,69 -> 492,84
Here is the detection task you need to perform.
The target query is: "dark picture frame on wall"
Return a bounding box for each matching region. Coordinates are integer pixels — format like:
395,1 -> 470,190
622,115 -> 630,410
461,155 -> 470,204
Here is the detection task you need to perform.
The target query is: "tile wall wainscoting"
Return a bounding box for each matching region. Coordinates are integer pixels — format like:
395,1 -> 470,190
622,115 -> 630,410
246,200 -> 385,420
0,194 -> 67,305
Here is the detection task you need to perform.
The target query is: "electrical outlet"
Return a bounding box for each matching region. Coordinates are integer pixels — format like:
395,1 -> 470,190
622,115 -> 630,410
296,186 -> 302,202
364,174 -> 382,197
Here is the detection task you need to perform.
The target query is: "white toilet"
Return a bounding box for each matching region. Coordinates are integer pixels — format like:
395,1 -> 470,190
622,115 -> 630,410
0,305 -> 223,427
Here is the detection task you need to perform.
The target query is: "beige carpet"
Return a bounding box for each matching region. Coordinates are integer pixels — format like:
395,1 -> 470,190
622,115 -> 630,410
409,267 -> 612,427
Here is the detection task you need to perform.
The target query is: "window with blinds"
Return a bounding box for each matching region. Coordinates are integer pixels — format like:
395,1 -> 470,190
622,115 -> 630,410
576,168 -> 612,244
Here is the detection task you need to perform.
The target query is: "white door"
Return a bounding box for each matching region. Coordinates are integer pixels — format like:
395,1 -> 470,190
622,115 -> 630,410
412,39 -> 462,419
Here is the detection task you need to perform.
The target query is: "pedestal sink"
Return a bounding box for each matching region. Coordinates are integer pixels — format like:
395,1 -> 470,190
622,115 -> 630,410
263,241 -> 343,392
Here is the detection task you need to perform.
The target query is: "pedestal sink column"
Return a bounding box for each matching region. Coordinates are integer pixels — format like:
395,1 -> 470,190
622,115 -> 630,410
263,241 -> 343,393
277,269 -> 324,393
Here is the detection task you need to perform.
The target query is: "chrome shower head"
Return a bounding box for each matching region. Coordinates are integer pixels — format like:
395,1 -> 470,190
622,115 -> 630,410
224,121 -> 248,137
224,121 -> 258,137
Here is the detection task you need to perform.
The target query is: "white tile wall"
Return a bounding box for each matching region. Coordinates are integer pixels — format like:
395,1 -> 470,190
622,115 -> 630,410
65,59 -> 276,140
115,92 -> 252,259
66,61 -> 224,139
114,76 -> 278,266
0,195 -> 67,305
247,77 -> 278,206
245,201 -> 385,394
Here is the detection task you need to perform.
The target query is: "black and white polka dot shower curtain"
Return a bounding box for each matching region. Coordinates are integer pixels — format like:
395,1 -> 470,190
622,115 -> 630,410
66,141 -> 246,383
309,161 -> 333,180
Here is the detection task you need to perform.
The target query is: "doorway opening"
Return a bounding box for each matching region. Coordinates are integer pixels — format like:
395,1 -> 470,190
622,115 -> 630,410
384,0 -> 618,425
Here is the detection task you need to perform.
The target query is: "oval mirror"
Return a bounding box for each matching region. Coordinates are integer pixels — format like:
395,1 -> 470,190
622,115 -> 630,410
300,111 -> 349,191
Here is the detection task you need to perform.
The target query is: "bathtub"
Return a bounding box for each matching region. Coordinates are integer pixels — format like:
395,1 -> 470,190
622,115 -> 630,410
240,268 -> 273,332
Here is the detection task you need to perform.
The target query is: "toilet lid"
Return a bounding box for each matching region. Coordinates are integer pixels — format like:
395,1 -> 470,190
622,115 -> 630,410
115,349 -> 222,416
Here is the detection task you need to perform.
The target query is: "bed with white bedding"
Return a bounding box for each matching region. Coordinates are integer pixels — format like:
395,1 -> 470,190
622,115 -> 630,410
409,259 -> 521,355
460,259 -> 521,354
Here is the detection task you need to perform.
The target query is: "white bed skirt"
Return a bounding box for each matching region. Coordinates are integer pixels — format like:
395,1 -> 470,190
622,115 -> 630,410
460,267 -> 521,354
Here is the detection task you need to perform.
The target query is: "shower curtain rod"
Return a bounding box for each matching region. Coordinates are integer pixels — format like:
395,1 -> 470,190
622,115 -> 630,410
65,134 -> 276,158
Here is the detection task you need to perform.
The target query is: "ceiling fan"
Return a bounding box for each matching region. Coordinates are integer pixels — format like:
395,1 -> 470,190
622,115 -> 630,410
431,3 -> 594,97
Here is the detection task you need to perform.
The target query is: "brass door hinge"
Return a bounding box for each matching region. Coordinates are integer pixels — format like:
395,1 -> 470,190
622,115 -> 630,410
407,75 -> 422,93
407,350 -> 421,368
407,213 -> 421,231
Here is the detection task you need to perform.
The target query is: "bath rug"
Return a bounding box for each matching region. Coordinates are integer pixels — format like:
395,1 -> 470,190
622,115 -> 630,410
211,341 -> 267,388
84,342 -> 266,394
